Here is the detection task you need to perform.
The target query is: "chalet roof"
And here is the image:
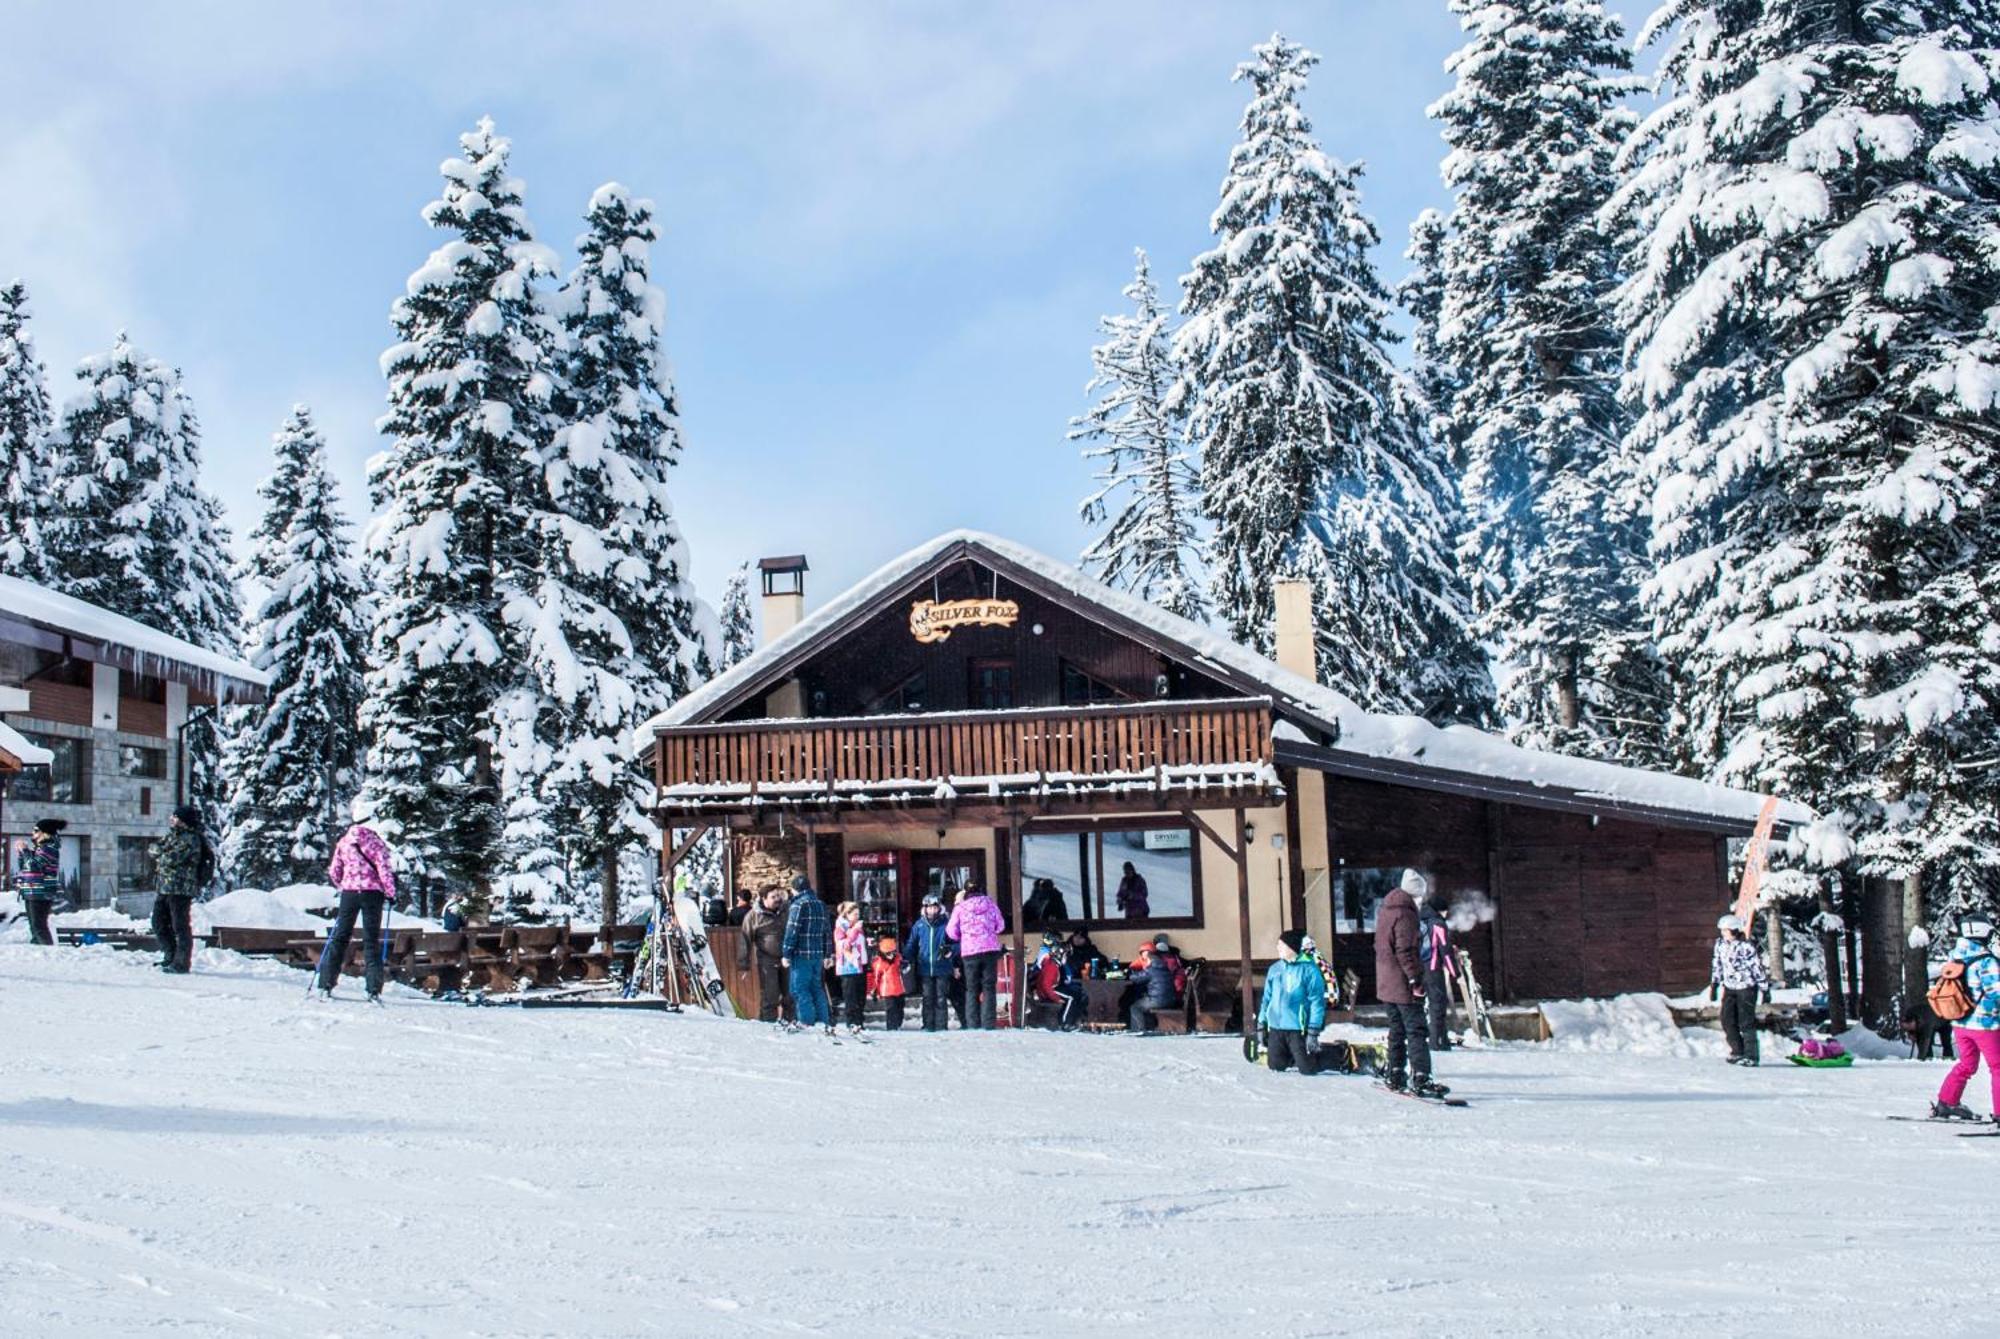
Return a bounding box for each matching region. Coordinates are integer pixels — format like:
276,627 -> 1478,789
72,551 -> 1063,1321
637,530 -> 1813,834
0,573 -> 268,696
0,719 -> 54,769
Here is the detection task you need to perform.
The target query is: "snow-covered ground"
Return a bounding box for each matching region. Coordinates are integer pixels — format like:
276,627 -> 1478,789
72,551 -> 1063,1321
0,943 -> 1989,1338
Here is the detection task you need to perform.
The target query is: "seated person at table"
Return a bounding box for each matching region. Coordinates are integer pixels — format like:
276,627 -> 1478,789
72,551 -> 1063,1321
1033,932 -> 1088,1031
1022,878 -> 1069,929
1065,929 -> 1110,978
1126,935 -> 1186,1033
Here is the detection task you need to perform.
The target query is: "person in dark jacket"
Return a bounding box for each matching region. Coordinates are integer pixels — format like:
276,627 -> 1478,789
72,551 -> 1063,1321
737,887 -> 791,1023
780,874 -> 834,1034
1066,929 -> 1110,978
151,805 -> 210,974
1258,929 -> 1329,1074
15,817 -> 67,946
1022,878 -> 1069,929
727,891 -> 753,927
1127,935 -> 1184,1033
903,893 -> 959,1031
1418,899 -> 1456,1051
1115,862 -> 1150,919
1375,869 -> 1444,1096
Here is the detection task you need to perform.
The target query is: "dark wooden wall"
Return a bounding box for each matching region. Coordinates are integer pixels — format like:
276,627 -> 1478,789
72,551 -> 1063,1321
1327,776 -> 1727,1002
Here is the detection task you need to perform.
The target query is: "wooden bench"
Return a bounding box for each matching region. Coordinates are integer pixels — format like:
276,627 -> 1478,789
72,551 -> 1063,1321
212,927 -> 306,955
510,926 -> 567,989
396,931 -> 467,993
465,927 -> 520,992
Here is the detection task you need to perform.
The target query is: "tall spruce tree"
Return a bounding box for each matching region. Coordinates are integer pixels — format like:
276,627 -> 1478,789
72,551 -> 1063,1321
1429,0 -> 1669,763
1073,249 -> 1207,622
222,407 -> 369,887
1612,3 -> 2000,918
498,182 -> 713,920
1399,210 -> 1458,454
717,563 -> 755,669
0,281 -> 54,581
1176,34 -> 1490,720
362,117 -> 559,912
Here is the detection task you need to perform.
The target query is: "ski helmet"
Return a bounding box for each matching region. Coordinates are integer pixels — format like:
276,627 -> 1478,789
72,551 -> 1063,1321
1959,915 -> 1997,943
1716,913 -> 1745,934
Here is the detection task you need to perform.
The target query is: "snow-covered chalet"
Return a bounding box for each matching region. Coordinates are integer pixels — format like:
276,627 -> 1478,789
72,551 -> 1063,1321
635,532 -> 1811,1021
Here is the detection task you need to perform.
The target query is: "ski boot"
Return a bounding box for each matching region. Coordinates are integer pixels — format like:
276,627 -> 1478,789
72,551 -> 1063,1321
1381,1072 -> 1408,1094
312,987 -> 333,1002
1932,1100 -> 1979,1122
1412,1076 -> 1452,1100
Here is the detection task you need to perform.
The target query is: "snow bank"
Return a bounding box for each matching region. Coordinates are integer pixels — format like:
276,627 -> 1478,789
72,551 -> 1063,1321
194,885 -> 341,931
1539,992 -> 1723,1059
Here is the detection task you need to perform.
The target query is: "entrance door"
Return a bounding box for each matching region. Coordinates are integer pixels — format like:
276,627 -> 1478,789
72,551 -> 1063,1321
912,850 -> 985,909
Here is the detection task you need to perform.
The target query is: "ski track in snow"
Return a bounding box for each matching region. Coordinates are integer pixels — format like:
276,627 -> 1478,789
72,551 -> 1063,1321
0,942 -> 1988,1338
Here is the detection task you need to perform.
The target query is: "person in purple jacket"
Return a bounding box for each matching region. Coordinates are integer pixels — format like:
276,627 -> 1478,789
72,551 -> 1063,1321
316,797 -> 401,1002
947,881 -> 1006,1029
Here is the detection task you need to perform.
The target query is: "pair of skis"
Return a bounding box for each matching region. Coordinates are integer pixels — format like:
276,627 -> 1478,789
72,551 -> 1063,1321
1886,1114 -> 1998,1138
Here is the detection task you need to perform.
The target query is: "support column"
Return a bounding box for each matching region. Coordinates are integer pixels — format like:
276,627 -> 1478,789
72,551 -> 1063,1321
1234,806 -> 1254,1036
1008,821 -> 1026,1025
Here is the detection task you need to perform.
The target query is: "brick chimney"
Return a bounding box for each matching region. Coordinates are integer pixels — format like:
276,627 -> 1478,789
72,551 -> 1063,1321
758,555 -> 808,718
1273,578 -> 1315,680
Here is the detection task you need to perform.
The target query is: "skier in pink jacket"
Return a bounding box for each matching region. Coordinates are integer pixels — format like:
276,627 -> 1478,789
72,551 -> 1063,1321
316,797 -> 401,1002
947,884 -> 1007,1030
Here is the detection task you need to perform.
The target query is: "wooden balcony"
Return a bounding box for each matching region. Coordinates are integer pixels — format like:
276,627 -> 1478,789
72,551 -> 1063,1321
652,697 -> 1277,816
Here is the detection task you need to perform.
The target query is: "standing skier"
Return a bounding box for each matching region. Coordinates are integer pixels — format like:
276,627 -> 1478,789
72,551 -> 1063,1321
1931,915 -> 2000,1122
316,800 -> 399,1001
1375,869 -> 1445,1097
15,817 -> 66,945
904,893 -> 958,1031
833,900 -> 869,1034
946,881 -> 1006,1030
1419,896 -> 1455,1050
780,874 -> 834,1035
152,806 -> 212,974
1258,929 -> 1328,1074
1709,914 -> 1770,1066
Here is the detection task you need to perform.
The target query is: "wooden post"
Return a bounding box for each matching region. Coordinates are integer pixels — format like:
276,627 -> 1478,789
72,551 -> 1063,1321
1008,820 -> 1026,1025
1233,806 -> 1254,1037
1282,769 -> 1307,932
1483,803 -> 1509,1002
599,849 -> 619,952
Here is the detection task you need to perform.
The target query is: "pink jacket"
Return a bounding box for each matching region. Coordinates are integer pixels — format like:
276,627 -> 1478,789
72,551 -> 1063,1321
946,893 -> 1005,956
328,824 -> 397,900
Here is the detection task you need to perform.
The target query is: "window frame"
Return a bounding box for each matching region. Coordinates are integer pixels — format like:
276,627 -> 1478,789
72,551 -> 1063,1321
1020,817 -> 1203,931
10,731 -> 91,805
967,658 -> 1016,711
116,835 -> 160,898
121,744 -> 169,780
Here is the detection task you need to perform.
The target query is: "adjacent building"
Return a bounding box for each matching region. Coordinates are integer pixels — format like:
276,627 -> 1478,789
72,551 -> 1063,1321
1,574 -> 267,913
636,531 -> 1811,1017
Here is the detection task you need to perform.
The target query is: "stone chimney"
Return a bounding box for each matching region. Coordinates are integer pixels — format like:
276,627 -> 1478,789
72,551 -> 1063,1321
758,555 -> 808,718
1273,578 -> 1316,680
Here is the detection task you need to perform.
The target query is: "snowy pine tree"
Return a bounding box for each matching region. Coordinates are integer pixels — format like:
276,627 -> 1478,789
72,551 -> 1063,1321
1398,210 -> 1459,454
0,281 -> 54,581
362,117 -> 559,914
1428,0 -> 1669,763
498,182 -> 714,920
717,563 -> 755,669
1176,34 -> 1490,720
221,407 -> 370,889
1612,3 -> 2000,915
1072,248 -> 1207,622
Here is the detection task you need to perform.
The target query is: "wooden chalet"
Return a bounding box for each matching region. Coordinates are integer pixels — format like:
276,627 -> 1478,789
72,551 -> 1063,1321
636,532 -> 1810,1026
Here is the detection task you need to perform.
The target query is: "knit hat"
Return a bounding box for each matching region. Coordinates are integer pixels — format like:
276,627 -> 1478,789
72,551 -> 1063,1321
921,892 -> 943,907
1152,935 -> 1172,952
1278,929 -> 1307,956
1400,869 -> 1430,900
171,804 -> 202,829
877,935 -> 897,954
32,817 -> 67,836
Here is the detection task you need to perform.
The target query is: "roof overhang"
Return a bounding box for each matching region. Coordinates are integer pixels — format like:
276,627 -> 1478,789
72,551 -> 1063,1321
0,576 -> 268,704
0,720 -> 55,771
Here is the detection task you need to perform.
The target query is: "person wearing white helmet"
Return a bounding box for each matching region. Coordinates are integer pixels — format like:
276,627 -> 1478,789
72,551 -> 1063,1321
1930,914 -> 2000,1123
1710,913 -> 1770,1065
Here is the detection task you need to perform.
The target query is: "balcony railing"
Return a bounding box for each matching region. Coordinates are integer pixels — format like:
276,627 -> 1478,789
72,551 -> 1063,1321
653,697 -> 1275,810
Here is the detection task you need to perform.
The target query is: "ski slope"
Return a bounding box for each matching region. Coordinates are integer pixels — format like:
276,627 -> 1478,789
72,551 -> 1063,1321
0,942 -> 1987,1338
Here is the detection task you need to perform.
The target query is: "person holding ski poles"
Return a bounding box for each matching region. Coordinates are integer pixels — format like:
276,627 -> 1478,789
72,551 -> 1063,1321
1258,929 -> 1328,1074
780,873 -> 834,1036
1419,896 -> 1456,1050
904,893 -> 958,1031
1709,913 -> 1770,1066
316,799 -> 400,1001
1376,869 -> 1446,1098
15,817 -> 67,946
1931,914 -> 2000,1123
153,806 -> 213,974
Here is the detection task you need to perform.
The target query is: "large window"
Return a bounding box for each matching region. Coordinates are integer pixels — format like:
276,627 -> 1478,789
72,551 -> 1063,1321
117,836 -> 160,898
1334,867 -> 1406,934
1060,661 -> 1126,706
10,732 -> 90,804
968,659 -> 1014,711
1021,822 -> 1199,928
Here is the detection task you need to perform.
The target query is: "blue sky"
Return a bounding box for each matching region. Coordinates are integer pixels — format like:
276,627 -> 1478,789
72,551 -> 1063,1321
5,1 -> 1480,611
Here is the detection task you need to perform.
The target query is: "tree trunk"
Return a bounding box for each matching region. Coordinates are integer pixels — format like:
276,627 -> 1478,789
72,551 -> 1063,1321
1819,877 -> 1848,1033
1766,902 -> 1786,988
1553,651 -> 1580,731
1901,869 -> 1928,1017
600,849 -> 619,952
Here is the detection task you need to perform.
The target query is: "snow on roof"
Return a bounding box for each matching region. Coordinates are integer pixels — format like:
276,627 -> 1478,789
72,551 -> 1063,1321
0,720 -> 54,767
0,573 -> 268,689
636,530 -> 1812,829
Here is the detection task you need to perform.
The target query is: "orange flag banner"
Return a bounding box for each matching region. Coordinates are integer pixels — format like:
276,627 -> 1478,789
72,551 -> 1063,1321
1733,796 -> 1780,930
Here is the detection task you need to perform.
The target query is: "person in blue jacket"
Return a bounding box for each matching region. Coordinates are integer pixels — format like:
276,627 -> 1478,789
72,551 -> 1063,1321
1258,929 -> 1329,1074
903,892 -> 960,1032
780,874 -> 834,1035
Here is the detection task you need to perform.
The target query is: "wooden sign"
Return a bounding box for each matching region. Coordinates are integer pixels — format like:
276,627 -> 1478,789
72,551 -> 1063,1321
909,598 -> 1019,643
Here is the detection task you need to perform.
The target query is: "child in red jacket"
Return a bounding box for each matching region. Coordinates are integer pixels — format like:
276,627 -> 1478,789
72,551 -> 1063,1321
868,935 -> 908,1031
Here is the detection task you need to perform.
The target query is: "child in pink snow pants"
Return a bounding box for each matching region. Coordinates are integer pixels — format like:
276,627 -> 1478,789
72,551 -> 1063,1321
1932,916 -> 2000,1123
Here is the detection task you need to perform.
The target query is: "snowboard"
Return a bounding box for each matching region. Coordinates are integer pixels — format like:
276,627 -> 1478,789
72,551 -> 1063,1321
1373,1081 -> 1468,1108
671,895 -> 732,1016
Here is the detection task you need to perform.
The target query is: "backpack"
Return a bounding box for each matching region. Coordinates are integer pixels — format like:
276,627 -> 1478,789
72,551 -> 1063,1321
1927,956 -> 1993,1022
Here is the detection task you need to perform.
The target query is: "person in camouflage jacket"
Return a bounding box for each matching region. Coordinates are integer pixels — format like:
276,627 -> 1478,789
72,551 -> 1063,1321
151,805 -> 210,973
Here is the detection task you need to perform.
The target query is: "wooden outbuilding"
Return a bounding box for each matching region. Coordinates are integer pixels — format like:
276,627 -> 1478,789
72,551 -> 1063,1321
635,532 -> 1808,1024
